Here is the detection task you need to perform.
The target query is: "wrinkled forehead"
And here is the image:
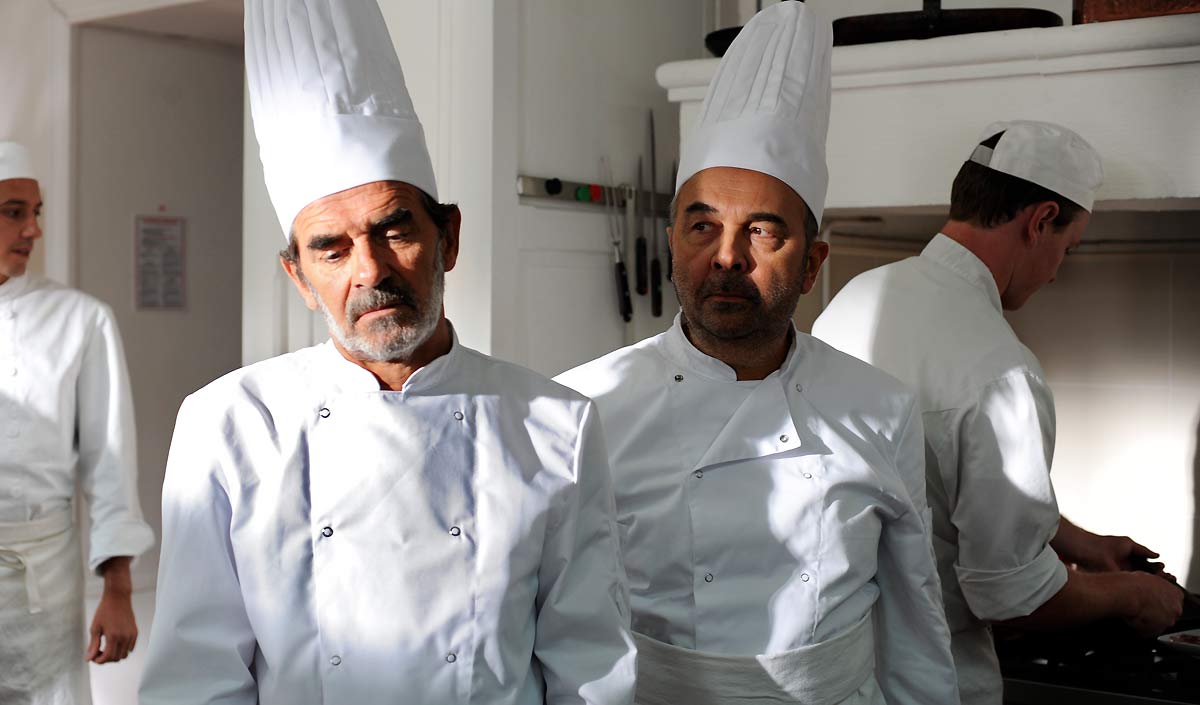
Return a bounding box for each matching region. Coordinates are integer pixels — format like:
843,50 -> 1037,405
0,178 -> 42,204
676,167 -> 808,221
291,180 -> 425,240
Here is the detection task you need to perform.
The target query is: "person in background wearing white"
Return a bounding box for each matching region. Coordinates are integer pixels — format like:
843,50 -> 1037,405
0,141 -> 155,705
556,5 -> 958,705
137,1 -> 635,704
813,121 -> 1184,705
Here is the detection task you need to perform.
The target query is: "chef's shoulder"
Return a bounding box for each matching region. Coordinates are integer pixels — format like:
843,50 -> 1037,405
797,332 -> 918,434
176,344 -> 323,429
21,276 -> 116,328
459,346 -> 595,427
553,334 -> 666,407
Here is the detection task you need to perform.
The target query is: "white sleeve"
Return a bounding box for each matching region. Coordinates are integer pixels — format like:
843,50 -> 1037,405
77,302 -> 154,572
874,401 -> 961,704
535,402 -> 637,705
139,394 -> 258,705
952,371 -> 1068,621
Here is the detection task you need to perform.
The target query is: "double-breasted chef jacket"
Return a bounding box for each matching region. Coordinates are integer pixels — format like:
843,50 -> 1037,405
140,332 -> 637,705
813,234 -> 1068,705
1,273 -> 154,704
556,315 -> 960,705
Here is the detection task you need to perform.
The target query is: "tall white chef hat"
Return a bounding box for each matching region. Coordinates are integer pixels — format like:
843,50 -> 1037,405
968,120 -> 1103,211
0,142 -> 36,183
245,0 -> 438,238
675,1 -> 833,223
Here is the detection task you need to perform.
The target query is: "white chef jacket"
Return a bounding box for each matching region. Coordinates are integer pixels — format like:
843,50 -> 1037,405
139,333 -> 636,705
1,273 -> 153,705
555,316 -> 959,705
813,234 -> 1068,705
0,273 -> 154,568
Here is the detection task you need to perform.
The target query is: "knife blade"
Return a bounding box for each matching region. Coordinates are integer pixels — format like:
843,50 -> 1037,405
649,110 -> 663,318
635,157 -> 648,296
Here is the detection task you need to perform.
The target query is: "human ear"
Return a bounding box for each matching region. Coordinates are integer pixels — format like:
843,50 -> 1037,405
281,256 -> 320,312
1026,202 -> 1059,247
440,207 -> 463,273
799,240 -> 830,295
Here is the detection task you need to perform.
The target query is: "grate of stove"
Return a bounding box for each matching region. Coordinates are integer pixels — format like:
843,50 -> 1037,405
996,618 -> 1200,703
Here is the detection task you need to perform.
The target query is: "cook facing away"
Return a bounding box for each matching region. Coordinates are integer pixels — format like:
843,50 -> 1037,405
137,1 -> 635,703
557,4 -> 959,704
814,120 -> 1184,705
0,141 -> 154,705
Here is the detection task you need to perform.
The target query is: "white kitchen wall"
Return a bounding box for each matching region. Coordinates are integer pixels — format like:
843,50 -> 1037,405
504,0 -> 701,375
75,25 -> 244,594
0,0 -> 73,283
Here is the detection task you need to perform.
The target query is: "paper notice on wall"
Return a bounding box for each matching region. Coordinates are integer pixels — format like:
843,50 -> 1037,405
135,215 -> 186,310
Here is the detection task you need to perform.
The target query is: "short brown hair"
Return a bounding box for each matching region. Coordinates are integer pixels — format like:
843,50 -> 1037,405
949,132 -> 1085,229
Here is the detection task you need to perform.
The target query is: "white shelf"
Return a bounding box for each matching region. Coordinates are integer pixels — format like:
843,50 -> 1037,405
658,14 -> 1200,211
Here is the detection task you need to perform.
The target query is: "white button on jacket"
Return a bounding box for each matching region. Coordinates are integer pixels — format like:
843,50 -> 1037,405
556,315 -> 959,705
814,234 -> 1068,705
140,335 -> 636,705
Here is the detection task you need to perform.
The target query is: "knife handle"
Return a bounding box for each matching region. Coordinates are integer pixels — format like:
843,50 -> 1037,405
615,261 -> 633,322
650,258 -> 663,317
635,237 -> 648,295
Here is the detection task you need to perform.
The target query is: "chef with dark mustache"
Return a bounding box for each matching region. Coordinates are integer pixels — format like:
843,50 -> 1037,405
556,4 -> 958,704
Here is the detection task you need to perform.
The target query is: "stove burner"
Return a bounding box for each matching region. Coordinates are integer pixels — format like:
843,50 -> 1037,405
996,608 -> 1200,704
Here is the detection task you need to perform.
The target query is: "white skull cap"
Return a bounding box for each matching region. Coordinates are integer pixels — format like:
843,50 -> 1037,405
0,142 -> 36,183
968,120 -> 1103,211
245,0 -> 438,238
675,1 -> 833,223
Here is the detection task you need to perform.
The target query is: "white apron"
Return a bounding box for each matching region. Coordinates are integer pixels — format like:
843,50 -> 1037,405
634,612 -> 882,705
0,508 -> 90,705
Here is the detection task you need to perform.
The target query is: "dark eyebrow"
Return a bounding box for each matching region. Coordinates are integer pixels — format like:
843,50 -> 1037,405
306,233 -> 348,251
747,211 -> 787,227
1,199 -> 35,208
684,202 -> 789,232
370,207 -> 413,236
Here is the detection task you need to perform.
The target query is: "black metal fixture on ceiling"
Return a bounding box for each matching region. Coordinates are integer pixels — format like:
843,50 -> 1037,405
832,0 -> 1063,46
704,0 -> 776,58
703,1 -> 1064,57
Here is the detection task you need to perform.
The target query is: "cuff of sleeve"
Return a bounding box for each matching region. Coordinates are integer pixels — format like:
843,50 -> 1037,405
955,544 -> 1068,621
89,521 -> 156,574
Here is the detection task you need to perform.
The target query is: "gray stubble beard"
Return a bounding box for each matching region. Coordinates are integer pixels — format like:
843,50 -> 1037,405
306,247 -> 446,363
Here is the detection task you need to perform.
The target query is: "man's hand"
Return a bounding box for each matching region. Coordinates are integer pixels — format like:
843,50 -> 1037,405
1081,534 -> 1166,574
86,556 -> 138,664
1053,518 -> 1168,575
1121,572 -> 1185,638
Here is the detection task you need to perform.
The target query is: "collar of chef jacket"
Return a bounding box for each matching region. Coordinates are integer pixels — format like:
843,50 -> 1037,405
660,312 -> 801,383
314,322 -> 463,394
920,233 -> 1003,314
659,312 -> 806,469
0,273 -> 31,302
